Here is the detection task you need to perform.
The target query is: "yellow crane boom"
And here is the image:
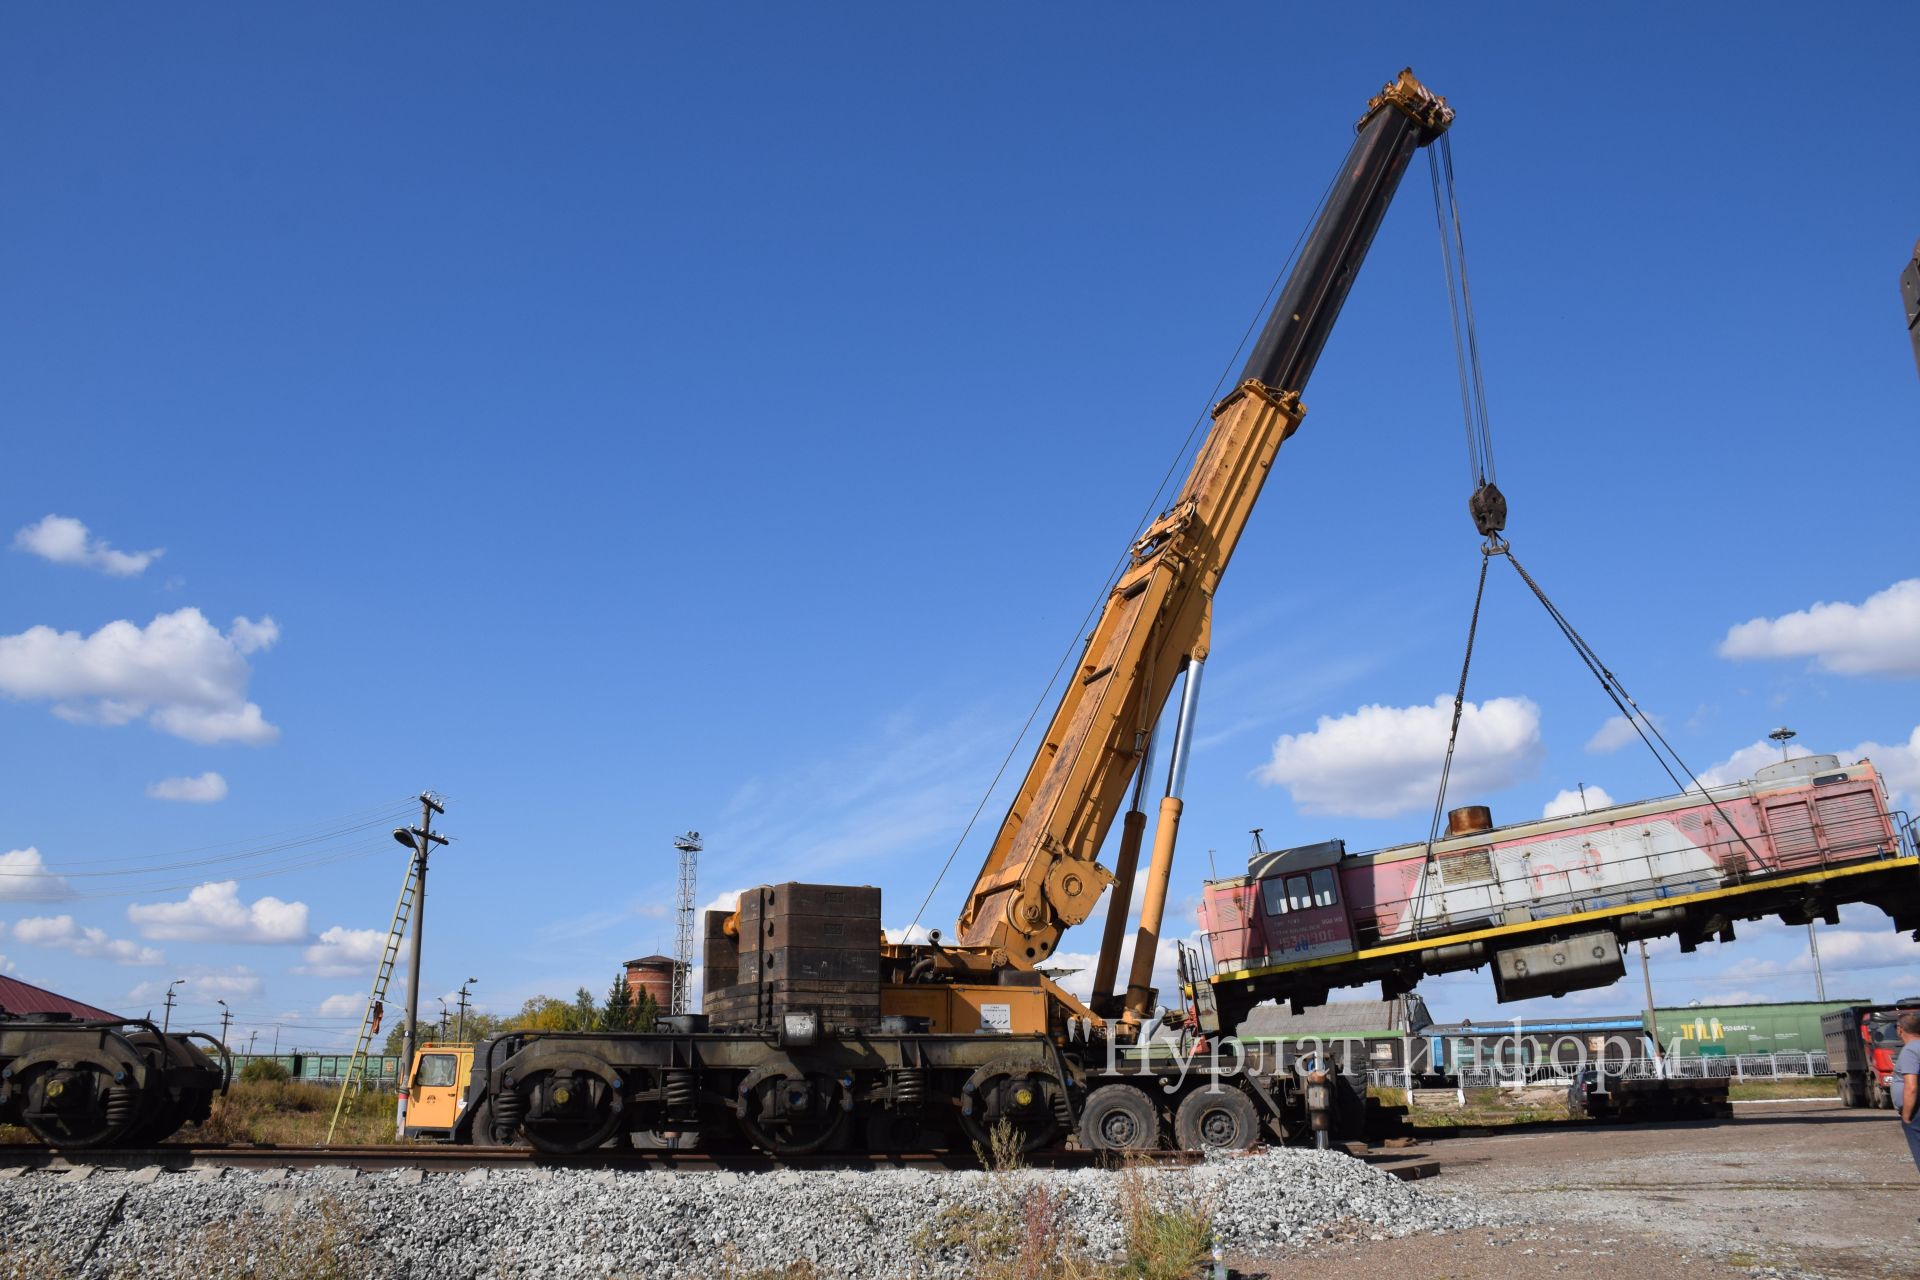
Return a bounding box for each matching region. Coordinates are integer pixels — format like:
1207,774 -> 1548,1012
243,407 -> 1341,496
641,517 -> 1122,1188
947,70 -> 1454,1028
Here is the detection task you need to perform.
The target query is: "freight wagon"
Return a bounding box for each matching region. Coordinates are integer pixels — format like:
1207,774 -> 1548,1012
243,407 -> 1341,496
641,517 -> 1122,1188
228,1052 -> 402,1088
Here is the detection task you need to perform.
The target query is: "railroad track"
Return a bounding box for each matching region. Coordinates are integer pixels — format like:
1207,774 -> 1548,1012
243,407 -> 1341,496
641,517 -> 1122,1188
0,1142 -> 1439,1181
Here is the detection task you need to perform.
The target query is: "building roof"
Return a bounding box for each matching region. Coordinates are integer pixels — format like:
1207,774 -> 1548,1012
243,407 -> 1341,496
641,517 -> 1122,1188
1239,994 -> 1433,1037
624,955 -> 676,968
1653,998 -> 1870,1014
0,973 -> 119,1021
1427,1015 -> 1645,1036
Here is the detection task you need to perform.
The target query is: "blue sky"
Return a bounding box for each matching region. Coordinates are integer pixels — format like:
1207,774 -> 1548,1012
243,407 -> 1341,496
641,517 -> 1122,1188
2,6 -> 1917,1052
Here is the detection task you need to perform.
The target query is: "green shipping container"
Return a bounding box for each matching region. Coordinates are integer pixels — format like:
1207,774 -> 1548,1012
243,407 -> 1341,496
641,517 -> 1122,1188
1650,999 -> 1867,1058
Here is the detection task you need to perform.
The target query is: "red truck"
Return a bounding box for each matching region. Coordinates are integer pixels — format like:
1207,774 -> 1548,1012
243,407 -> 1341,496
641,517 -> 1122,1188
1824,1000 -> 1920,1109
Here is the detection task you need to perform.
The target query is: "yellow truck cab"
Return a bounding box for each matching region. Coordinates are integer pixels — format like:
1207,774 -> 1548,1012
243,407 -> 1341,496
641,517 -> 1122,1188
402,1042 -> 474,1141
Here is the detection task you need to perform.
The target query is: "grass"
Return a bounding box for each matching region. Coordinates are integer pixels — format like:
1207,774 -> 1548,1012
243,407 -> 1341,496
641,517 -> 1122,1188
186,1079 -> 400,1146
914,1121 -> 1216,1280
1726,1078 -> 1837,1101
2,1081 -> 399,1147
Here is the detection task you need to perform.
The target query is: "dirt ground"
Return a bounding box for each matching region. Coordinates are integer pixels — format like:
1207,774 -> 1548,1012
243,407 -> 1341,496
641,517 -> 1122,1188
1232,1099 -> 1919,1280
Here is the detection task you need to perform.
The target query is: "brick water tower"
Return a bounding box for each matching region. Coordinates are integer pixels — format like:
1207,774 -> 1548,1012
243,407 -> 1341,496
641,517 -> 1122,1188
623,955 -> 674,1010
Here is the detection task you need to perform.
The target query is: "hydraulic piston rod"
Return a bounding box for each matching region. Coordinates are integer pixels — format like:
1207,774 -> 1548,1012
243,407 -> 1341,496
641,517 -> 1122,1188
1123,657 -> 1205,1024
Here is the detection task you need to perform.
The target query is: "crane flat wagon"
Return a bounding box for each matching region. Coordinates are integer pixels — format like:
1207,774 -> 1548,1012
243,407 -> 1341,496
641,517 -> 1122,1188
1199,755 -> 1917,1029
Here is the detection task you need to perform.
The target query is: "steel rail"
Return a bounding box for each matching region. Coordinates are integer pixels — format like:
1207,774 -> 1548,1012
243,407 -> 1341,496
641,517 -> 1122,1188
0,1142 -> 1438,1180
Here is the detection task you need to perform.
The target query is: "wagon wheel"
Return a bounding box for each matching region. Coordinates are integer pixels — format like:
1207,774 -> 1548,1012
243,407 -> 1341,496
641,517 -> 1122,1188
13,1062 -> 140,1148
958,1059 -> 1067,1156
735,1070 -> 847,1157
517,1068 -> 624,1155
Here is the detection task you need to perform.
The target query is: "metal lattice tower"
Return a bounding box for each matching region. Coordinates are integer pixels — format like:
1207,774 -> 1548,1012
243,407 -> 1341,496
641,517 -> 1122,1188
671,831 -> 702,1015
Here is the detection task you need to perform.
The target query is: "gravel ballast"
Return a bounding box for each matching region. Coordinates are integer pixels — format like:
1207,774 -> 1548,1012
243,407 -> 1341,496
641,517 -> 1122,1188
0,1150 -> 1505,1278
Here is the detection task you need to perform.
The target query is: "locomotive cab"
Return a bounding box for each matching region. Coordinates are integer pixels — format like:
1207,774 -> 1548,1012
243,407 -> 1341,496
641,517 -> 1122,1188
1200,839 -> 1358,973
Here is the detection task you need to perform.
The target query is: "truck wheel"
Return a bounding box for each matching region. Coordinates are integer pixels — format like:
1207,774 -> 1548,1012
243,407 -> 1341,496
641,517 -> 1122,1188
1834,1076 -> 1860,1108
1078,1084 -> 1162,1152
1873,1081 -> 1893,1110
1174,1086 -> 1259,1152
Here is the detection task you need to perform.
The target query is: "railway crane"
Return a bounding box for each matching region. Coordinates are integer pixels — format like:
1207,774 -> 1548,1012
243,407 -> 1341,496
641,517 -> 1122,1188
447,69 -> 1458,1158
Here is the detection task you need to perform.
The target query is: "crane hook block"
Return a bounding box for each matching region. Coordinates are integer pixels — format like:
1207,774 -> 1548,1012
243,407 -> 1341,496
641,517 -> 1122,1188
1469,482 -> 1507,538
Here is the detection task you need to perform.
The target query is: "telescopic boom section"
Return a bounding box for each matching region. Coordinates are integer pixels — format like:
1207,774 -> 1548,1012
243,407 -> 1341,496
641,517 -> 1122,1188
950,71 -> 1452,1017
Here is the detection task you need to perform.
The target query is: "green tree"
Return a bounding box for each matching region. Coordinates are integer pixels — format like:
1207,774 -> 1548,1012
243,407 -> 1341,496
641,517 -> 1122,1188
239,1057 -> 290,1084
603,972 -> 636,1033
570,986 -> 599,1032
634,989 -> 660,1033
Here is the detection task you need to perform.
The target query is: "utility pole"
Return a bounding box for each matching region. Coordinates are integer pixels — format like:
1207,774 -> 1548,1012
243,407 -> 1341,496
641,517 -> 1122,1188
456,977 -> 476,1042
435,997 -> 448,1041
247,1030 -> 259,1055
1638,940 -> 1665,1078
671,831 -> 701,1016
217,999 -> 233,1050
162,978 -> 186,1033
394,792 -> 449,1134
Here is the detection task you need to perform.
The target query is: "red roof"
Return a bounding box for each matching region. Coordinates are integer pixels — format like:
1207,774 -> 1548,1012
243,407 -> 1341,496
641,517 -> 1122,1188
0,974 -> 119,1021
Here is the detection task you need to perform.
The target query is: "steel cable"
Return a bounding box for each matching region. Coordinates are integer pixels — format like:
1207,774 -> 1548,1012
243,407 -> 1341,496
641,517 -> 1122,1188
904,166 -> 1346,939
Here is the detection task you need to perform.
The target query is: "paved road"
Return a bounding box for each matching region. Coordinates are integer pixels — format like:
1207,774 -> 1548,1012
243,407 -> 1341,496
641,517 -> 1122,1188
1233,1099 -> 1919,1279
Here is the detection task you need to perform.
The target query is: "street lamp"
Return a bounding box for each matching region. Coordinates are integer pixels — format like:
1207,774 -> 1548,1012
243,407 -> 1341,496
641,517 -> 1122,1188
456,977 -> 478,1042
162,978 -> 187,1033
1769,727 -> 1829,999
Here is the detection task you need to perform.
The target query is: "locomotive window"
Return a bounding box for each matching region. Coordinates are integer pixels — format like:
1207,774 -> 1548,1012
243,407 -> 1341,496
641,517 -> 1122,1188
417,1054 -> 459,1088
1310,868 -> 1338,908
1262,878 -> 1290,915
1287,875 -> 1313,912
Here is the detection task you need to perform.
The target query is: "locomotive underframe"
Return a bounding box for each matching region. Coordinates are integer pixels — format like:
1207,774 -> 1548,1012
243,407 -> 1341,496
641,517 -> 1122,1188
1205,855 -> 1920,1029
456,1027 -> 1347,1155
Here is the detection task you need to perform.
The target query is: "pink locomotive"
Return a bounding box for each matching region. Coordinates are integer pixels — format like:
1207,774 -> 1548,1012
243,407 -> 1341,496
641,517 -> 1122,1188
1199,754 -> 1911,1005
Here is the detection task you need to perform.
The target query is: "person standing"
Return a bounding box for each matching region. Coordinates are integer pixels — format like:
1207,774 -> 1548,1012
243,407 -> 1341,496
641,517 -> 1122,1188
1895,1011 -> 1920,1182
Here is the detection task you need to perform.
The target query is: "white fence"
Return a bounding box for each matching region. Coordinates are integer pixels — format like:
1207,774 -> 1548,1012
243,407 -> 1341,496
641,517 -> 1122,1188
1367,1051 -> 1833,1089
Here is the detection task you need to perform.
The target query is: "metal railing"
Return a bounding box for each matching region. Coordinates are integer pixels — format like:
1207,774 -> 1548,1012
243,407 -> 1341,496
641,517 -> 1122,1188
1380,1051 -> 1835,1090
1208,794 -> 1901,970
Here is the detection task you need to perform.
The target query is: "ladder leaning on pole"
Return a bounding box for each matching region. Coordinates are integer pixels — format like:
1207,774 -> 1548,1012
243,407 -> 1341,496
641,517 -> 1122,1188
324,856 -> 420,1145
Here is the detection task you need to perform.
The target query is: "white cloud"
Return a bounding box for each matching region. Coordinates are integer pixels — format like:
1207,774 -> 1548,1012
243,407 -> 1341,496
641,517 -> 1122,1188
1543,785 -> 1616,819
12,514 -> 163,577
145,772 -> 229,804
1257,695 -> 1544,818
1719,578 -> 1920,678
317,993 -> 363,1018
129,966 -> 262,1003
885,924 -> 932,945
297,925 -> 385,977
1695,739 -> 1821,788
227,617 -> 279,655
11,915 -> 163,965
1586,715 -> 1637,754
127,881 -> 308,944
699,890 -> 742,918
0,608 -> 280,745
1852,725 -> 1920,809
0,847 -> 73,902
